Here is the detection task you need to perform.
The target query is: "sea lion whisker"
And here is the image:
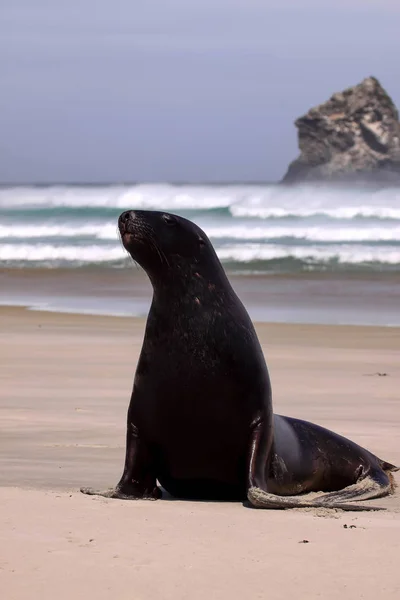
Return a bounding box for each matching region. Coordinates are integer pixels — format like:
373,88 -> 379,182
149,237 -> 166,266
148,233 -> 170,268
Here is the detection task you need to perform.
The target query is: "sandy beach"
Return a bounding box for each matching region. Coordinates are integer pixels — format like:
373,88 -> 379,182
1,306 -> 399,599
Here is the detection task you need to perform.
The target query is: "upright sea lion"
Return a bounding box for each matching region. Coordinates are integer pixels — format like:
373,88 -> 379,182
81,210 -> 398,510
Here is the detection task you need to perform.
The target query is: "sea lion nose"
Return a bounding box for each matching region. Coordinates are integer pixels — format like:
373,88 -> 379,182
119,211 -> 135,224
118,211 -> 136,232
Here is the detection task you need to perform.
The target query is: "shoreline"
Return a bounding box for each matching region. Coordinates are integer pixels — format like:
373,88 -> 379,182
1,303 -> 400,337
1,267 -> 400,327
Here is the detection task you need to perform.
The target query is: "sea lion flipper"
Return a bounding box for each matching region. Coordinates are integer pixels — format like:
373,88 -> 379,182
308,470 -> 397,505
247,465 -> 395,511
80,487 -> 116,497
247,468 -> 396,512
81,418 -> 161,501
246,410 -> 274,491
247,486 -> 385,512
80,486 -> 161,500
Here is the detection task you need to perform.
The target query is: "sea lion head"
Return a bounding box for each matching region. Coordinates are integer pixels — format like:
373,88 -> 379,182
118,210 -> 223,286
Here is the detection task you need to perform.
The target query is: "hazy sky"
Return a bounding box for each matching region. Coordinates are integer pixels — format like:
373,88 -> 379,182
1,0 -> 399,183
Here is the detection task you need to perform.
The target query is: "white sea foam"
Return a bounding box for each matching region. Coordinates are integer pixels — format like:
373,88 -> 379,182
0,243 -> 126,263
1,222 -> 400,244
0,185 -> 233,210
1,184 -> 400,220
217,244 -> 400,264
1,242 -> 399,265
204,225 -> 400,242
229,204 -> 400,220
1,183 -> 400,270
0,223 -> 118,239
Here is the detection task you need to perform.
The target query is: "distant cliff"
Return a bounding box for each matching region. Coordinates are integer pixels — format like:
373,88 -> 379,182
282,77 -> 400,185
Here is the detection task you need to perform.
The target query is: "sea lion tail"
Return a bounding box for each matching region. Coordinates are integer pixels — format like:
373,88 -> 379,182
248,468 -> 397,512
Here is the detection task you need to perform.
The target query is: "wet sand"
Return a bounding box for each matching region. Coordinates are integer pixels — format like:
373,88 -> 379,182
2,267 -> 400,325
1,307 -> 399,599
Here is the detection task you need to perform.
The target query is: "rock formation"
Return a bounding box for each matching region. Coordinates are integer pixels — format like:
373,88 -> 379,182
282,77 -> 400,185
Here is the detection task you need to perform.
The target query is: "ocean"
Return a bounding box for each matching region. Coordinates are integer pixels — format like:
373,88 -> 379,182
1,183 -> 400,326
1,183 -> 400,272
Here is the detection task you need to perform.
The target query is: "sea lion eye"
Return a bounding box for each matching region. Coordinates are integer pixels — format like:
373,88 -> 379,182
163,214 -> 177,226
199,238 -> 206,247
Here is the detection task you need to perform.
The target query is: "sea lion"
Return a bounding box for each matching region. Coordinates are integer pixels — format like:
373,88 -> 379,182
81,210 -> 398,510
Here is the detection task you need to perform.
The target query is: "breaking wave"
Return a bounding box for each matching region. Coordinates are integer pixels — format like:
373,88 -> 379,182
1,183 -> 400,271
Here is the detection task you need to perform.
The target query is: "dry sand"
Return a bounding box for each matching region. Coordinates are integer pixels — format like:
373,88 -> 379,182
1,307 -> 399,599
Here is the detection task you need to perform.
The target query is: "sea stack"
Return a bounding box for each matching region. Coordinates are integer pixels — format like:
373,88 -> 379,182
282,77 -> 400,185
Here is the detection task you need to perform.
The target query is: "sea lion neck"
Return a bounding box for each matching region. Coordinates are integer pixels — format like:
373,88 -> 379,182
148,260 -> 236,311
